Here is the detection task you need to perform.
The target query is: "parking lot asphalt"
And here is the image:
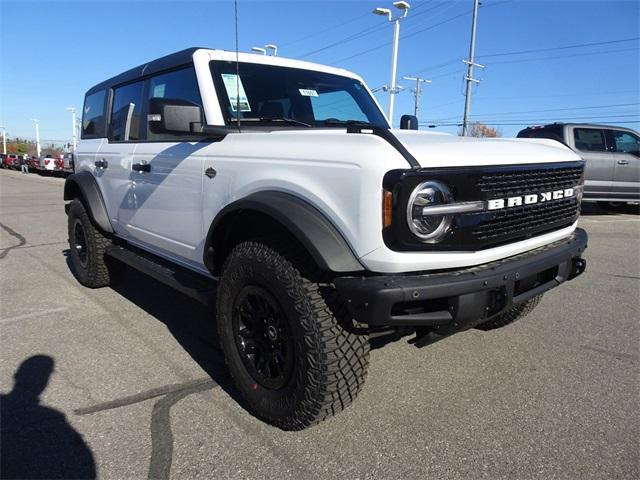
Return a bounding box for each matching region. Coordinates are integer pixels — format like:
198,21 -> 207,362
0,168 -> 638,480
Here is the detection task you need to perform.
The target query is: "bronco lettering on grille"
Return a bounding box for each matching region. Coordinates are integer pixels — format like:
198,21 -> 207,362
487,188 -> 575,211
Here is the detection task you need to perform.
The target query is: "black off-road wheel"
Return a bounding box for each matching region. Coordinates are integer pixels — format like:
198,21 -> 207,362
475,295 -> 542,331
67,198 -> 123,288
216,240 -> 370,430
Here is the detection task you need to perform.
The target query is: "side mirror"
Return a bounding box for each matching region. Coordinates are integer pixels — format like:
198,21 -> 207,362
400,114 -> 418,130
148,98 -> 203,134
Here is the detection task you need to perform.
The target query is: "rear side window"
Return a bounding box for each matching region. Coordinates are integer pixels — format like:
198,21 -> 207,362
147,67 -> 202,140
110,81 -> 144,141
573,128 -> 606,152
82,90 -> 106,138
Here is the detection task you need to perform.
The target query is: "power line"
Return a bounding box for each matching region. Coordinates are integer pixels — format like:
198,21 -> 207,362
477,36 -> 640,58
423,113 -> 640,125
422,120 -> 640,127
432,103 -> 640,121
486,47 -> 639,65
294,1 -> 441,60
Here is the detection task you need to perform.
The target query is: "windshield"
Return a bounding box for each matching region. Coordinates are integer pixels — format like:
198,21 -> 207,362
210,61 -> 388,128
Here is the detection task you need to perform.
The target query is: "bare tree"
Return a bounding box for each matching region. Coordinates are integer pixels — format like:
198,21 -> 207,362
459,122 -> 501,138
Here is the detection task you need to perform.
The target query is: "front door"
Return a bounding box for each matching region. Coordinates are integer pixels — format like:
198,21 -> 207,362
117,66 -> 207,268
122,142 -> 206,266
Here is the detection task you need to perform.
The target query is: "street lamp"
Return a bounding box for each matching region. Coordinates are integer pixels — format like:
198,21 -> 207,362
373,1 -> 410,126
265,44 -> 278,56
0,126 -> 6,155
31,119 -> 41,158
65,107 -> 77,153
252,44 -> 278,56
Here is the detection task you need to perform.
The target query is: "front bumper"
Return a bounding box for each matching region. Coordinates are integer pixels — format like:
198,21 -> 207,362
334,228 -> 587,332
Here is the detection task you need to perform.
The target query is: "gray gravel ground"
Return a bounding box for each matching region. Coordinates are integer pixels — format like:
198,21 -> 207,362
1,169 -> 638,480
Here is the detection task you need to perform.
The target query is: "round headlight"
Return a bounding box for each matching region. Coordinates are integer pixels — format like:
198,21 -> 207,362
406,180 -> 453,243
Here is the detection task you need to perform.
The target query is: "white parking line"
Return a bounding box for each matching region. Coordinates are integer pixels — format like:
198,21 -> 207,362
0,307 -> 68,324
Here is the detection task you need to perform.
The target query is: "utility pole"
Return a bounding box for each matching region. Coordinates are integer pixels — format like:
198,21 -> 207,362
0,126 -> 6,155
461,0 -> 485,136
403,75 -> 431,117
66,107 -> 77,152
32,119 -> 41,157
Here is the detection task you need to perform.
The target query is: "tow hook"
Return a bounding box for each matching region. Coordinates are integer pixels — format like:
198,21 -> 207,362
569,258 -> 587,280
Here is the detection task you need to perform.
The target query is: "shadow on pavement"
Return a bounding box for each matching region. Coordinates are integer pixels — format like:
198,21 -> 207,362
0,355 -> 96,480
106,267 -> 246,408
581,202 -> 640,216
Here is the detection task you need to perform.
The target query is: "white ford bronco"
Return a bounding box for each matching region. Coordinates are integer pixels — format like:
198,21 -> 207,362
66,48 -> 587,430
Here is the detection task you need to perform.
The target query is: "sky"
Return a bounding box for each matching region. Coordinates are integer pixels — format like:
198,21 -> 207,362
1,0 -> 639,145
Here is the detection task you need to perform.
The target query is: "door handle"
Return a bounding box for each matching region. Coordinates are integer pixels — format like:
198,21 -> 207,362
94,159 -> 108,169
617,159 -> 630,165
132,162 -> 151,172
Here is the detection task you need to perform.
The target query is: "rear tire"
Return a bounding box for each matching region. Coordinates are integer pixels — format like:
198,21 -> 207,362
216,240 -> 370,430
67,198 -> 123,288
475,295 -> 542,331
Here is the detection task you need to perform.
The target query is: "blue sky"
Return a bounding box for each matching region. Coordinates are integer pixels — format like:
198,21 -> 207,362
1,0 -> 638,144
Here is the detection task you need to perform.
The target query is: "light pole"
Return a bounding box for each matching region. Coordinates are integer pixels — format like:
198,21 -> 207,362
66,107 -> 77,152
0,126 -> 6,155
403,75 -> 431,117
31,119 -> 41,157
251,47 -> 266,55
373,1 -> 410,126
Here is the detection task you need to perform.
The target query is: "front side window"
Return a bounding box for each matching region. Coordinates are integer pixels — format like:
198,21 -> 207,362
610,130 -> 640,155
82,90 -> 106,138
210,61 -> 387,128
110,81 -> 144,141
147,67 -> 203,140
573,128 -> 606,152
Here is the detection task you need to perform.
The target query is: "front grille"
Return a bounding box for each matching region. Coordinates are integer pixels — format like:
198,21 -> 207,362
476,166 -> 584,198
472,164 -> 583,243
472,197 -> 579,241
382,161 -> 585,252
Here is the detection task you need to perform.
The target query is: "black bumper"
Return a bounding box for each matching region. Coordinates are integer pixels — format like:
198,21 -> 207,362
334,228 -> 587,331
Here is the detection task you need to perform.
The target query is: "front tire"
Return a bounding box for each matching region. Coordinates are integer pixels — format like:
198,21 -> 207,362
67,198 -> 122,288
216,240 -> 370,430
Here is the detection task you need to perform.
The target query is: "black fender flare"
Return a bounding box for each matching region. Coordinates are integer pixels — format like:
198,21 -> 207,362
205,191 -> 364,273
63,171 -> 113,234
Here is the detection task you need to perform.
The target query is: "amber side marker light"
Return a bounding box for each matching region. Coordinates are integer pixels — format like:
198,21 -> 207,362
383,189 -> 393,228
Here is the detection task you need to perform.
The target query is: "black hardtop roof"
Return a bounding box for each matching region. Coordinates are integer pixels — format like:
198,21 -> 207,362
85,47 -> 205,95
521,122 -> 638,132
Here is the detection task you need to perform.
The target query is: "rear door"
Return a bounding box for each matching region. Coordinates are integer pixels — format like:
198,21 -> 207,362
121,66 -> 206,266
570,126 -> 614,199
97,80 -> 145,234
607,129 -> 640,200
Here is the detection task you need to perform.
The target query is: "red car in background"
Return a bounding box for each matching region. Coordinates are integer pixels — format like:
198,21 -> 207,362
2,154 -> 20,169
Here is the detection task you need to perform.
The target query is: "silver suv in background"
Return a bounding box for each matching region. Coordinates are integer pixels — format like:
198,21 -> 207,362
517,123 -> 640,209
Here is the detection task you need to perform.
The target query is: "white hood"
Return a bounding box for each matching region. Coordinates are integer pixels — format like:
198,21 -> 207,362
391,130 -> 581,168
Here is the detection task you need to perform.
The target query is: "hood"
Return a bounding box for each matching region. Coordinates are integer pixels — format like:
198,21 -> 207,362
391,130 -> 581,168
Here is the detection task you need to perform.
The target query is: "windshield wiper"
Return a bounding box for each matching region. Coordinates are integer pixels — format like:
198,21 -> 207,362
257,117 -> 312,127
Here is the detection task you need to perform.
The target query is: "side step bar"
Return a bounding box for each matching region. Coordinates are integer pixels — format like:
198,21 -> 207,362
106,244 -> 217,306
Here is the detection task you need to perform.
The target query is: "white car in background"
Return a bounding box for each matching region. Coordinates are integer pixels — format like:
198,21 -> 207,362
40,156 -> 57,173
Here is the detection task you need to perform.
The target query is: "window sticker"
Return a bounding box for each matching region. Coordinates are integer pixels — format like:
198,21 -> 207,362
299,88 -> 318,97
153,84 -> 166,98
221,73 -> 251,112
